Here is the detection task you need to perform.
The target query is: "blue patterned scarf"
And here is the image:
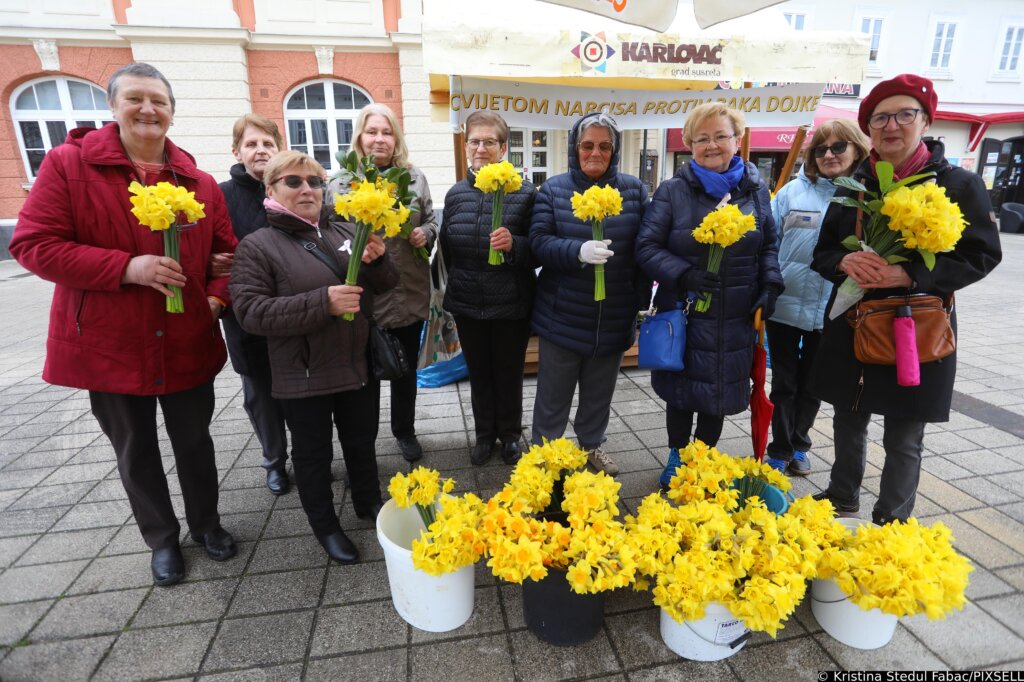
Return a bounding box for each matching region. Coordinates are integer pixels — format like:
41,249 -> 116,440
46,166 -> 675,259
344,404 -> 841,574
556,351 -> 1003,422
689,156 -> 746,200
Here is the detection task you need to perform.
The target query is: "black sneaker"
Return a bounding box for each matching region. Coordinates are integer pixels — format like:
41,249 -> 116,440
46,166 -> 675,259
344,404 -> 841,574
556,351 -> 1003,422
397,436 -> 423,462
812,491 -> 860,514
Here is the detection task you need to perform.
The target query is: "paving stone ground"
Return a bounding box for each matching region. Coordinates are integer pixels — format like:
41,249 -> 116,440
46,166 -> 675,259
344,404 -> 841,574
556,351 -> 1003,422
1,235 -> 1022,680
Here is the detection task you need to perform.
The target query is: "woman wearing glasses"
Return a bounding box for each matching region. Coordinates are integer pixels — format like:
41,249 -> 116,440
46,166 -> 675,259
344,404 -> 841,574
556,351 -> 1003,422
231,151 -> 397,563
636,102 -> 783,490
810,74 -> 1000,525
334,104 -> 436,464
763,120 -> 869,477
440,111 -> 536,465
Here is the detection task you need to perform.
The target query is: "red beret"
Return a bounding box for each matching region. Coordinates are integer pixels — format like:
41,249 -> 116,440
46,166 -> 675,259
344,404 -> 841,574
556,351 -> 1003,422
858,74 -> 938,133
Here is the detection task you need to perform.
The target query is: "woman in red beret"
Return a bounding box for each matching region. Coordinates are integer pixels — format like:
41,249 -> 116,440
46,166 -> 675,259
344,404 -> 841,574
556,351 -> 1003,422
809,74 -> 1002,525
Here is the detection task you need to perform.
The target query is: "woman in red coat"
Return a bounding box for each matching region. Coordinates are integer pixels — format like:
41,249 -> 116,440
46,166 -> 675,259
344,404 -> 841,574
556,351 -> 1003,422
10,63 -> 238,587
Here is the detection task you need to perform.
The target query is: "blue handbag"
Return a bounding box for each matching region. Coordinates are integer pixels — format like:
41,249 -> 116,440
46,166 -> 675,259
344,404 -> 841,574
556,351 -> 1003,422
637,300 -> 690,371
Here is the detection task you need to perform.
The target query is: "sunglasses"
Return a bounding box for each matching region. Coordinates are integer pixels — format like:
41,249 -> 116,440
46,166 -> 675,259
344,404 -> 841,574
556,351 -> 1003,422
273,175 -> 326,189
812,141 -> 850,158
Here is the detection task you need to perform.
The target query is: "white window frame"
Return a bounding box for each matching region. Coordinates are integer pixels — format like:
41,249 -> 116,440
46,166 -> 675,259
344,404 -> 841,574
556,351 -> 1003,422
783,12 -> 805,30
923,14 -> 961,80
990,17 -> 1024,82
282,79 -> 373,173
10,76 -> 112,182
508,128 -> 552,188
854,9 -> 890,77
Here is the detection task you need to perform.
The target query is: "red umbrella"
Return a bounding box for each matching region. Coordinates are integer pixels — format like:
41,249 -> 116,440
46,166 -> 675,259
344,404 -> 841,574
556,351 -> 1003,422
750,309 -> 774,462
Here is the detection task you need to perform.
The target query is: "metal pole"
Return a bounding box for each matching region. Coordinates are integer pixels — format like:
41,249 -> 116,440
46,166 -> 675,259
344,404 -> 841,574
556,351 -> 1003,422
641,129 -> 648,188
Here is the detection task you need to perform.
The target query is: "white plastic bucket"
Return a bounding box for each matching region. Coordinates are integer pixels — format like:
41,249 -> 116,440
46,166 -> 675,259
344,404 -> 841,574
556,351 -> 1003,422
376,499 -> 475,632
659,602 -> 750,661
811,517 -> 898,649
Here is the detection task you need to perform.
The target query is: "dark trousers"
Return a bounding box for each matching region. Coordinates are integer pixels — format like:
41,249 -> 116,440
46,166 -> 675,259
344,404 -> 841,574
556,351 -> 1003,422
454,316 -> 531,443
280,384 -> 383,537
827,408 -> 926,523
531,336 -> 622,451
666,407 -> 725,449
90,381 -> 220,551
765,321 -> 822,461
385,321 -> 423,440
241,361 -> 288,471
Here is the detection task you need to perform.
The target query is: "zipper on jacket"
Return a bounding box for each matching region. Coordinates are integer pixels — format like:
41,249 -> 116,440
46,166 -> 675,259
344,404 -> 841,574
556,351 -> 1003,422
851,369 -> 865,411
75,292 -> 87,336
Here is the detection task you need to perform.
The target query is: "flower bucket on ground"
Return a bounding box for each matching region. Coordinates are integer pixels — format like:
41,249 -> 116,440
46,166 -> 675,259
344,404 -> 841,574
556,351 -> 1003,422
811,514 -> 973,649
378,468 -> 475,632
659,601 -> 750,661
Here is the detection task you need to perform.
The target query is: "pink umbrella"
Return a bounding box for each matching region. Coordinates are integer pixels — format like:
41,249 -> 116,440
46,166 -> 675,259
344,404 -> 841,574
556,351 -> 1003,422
750,309 -> 774,462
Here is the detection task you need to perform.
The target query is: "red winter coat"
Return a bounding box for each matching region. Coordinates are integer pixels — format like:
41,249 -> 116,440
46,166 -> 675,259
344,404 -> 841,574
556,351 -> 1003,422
10,123 -> 237,395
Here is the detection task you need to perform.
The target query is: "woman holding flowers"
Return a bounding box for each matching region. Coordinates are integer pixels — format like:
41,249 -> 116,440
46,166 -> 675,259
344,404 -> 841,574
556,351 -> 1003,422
636,102 -> 783,491
10,62 -> 238,587
440,111 -> 536,466
764,120 -> 870,478
230,151 -> 398,564
328,104 -> 436,464
810,74 -> 1001,526
530,113 -> 651,476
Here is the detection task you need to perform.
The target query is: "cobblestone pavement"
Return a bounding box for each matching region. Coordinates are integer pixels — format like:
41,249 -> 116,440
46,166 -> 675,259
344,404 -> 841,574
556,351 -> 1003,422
1,235 -> 1022,681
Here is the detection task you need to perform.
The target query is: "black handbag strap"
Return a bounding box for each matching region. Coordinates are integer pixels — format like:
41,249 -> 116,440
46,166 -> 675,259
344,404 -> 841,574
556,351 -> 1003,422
274,227 -> 344,281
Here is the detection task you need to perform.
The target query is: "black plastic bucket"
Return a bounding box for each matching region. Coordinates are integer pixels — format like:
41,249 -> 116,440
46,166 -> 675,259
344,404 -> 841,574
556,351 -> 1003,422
522,568 -> 605,646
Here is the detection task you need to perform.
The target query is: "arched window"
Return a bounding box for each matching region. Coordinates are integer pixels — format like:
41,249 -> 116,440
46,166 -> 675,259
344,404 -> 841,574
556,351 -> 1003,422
284,79 -> 372,171
11,77 -> 113,180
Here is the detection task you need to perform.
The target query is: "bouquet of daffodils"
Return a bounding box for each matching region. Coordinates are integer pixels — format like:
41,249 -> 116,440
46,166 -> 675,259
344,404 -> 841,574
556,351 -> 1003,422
691,204 -> 756,312
663,440 -> 792,512
388,466 -> 455,529
333,176 -> 411,320
474,160 -> 523,265
828,162 -> 967,319
571,184 -> 623,301
128,181 -> 206,313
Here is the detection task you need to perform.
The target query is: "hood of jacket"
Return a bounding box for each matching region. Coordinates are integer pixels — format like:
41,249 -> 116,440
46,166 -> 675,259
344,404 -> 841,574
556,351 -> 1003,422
567,113 -> 622,187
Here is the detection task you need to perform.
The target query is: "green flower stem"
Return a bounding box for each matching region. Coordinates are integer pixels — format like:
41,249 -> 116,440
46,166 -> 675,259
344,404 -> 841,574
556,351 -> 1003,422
342,222 -> 372,322
164,226 -> 184,314
488,189 -> 506,266
592,219 -> 605,301
695,245 -> 723,313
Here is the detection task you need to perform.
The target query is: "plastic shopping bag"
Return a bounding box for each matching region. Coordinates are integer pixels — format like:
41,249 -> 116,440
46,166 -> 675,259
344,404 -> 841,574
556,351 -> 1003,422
418,243 -> 461,369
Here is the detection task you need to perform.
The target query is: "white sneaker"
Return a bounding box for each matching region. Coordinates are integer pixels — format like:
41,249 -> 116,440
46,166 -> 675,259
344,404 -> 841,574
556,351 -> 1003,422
587,447 -> 620,476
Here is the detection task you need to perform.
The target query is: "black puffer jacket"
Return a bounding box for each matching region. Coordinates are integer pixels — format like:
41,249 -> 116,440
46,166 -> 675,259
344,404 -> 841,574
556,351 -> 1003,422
636,160 -> 783,415
810,141 -> 1001,423
529,114 -> 651,357
219,164 -> 270,376
440,173 -> 536,320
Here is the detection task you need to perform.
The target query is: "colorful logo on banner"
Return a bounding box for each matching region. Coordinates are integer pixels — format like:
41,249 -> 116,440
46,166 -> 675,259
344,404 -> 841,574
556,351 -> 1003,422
571,31 -> 616,73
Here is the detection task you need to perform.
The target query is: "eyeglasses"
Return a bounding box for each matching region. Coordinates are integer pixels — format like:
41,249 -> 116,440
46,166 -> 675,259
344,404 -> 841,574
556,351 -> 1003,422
692,133 -> 736,148
812,140 -> 850,158
579,141 -> 614,154
272,175 -> 326,189
868,108 -> 922,130
467,138 -> 500,150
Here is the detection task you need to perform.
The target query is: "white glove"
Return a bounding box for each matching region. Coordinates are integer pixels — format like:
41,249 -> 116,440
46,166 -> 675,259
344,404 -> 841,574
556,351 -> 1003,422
578,239 -> 614,265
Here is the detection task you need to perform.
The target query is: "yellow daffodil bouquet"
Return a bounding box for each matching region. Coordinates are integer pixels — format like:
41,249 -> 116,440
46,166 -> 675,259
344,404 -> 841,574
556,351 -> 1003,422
663,440 -> 792,513
128,181 -> 206,313
817,517 -> 973,620
571,184 -> 623,301
411,492 -> 487,576
828,162 -> 967,319
690,204 -> 756,312
473,160 -> 523,265
387,466 -> 455,530
333,176 -> 410,320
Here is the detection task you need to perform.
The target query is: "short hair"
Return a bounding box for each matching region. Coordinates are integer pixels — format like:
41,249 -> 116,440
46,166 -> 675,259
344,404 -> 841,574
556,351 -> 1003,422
231,113 -> 283,152
802,119 -> 871,184
683,102 -> 745,147
352,103 -> 410,169
464,111 -> 510,145
576,113 -> 620,152
262,150 -> 326,188
107,62 -> 175,113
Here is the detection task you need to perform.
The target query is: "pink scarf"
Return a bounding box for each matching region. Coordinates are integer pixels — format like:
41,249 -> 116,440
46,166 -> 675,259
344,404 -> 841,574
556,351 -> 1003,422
869,142 -> 931,182
263,197 -> 320,229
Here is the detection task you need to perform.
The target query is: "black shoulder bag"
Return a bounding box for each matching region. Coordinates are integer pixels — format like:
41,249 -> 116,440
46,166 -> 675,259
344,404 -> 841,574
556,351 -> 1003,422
274,228 -> 410,381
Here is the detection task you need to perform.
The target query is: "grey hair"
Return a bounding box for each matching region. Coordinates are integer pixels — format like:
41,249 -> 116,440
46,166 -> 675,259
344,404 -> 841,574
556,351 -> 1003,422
577,113 -> 620,151
107,62 -> 176,113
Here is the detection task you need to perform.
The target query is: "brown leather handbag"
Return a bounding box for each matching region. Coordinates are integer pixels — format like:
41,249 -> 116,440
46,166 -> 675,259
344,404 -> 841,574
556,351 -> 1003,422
846,294 -> 955,365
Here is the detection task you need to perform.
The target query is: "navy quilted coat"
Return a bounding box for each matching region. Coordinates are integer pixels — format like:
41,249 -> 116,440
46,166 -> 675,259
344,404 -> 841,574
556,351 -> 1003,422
635,161 -> 783,415
529,114 -> 652,357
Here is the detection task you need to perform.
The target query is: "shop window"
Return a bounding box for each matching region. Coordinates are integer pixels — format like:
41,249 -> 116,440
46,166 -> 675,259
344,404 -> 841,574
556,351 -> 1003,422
11,77 -> 112,180
284,80 -> 371,171
509,128 -> 550,187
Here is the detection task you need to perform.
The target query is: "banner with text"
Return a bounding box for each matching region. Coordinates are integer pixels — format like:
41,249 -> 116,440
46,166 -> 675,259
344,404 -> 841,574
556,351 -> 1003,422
450,78 -> 825,131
